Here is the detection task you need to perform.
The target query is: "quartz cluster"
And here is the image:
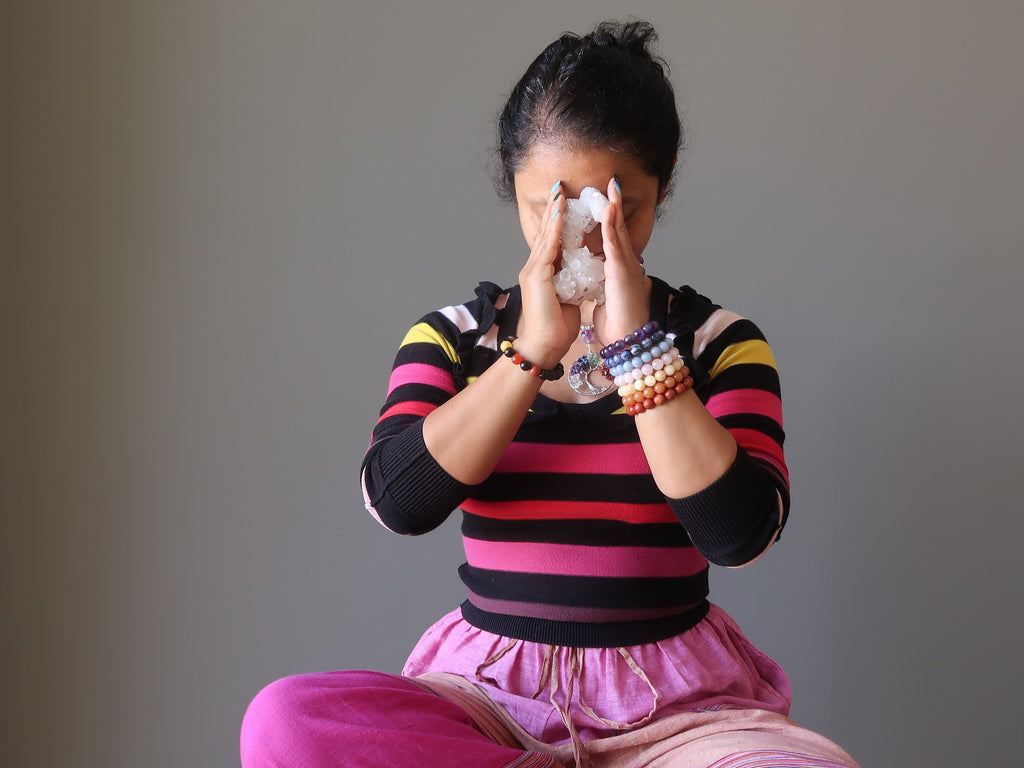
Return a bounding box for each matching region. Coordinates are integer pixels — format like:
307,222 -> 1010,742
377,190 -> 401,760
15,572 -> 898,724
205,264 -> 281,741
552,186 -> 609,305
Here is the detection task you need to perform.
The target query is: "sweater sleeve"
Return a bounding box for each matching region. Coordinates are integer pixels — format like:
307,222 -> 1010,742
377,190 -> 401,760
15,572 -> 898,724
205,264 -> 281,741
360,313 -> 476,535
665,287 -> 790,566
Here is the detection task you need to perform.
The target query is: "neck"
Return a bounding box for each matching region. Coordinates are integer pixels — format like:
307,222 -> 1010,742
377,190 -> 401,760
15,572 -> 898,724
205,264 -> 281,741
579,300 -> 598,328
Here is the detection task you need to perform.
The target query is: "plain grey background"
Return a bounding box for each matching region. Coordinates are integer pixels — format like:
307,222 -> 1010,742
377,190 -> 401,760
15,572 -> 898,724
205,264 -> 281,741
4,2 -> 1023,767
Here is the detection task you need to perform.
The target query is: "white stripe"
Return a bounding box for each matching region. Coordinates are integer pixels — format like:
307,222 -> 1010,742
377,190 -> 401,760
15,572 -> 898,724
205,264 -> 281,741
438,303 -> 479,333
692,308 -> 745,357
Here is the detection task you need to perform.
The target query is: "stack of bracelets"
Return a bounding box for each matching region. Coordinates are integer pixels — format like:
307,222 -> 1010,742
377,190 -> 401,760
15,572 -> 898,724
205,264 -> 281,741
500,321 -> 691,415
598,321 -> 694,415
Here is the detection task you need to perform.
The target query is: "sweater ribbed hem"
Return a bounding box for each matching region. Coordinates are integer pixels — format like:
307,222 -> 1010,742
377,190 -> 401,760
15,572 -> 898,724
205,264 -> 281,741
667,449 -> 782,566
460,600 -> 710,648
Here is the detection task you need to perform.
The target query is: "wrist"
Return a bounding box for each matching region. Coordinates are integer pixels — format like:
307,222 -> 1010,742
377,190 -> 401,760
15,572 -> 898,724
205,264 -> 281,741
511,333 -> 569,370
499,337 -> 565,381
599,321 -> 693,415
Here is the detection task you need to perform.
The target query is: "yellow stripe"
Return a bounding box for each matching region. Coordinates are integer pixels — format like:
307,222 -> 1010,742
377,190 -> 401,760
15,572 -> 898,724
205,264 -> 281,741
708,339 -> 776,378
400,322 -> 458,363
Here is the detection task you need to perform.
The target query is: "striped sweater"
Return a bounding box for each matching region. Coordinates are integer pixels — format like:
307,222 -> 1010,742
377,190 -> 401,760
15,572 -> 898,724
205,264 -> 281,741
360,278 -> 789,647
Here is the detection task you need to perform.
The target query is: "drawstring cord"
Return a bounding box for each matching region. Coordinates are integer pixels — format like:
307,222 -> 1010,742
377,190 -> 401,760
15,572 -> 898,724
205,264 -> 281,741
475,641 -> 660,768
577,647 -> 660,731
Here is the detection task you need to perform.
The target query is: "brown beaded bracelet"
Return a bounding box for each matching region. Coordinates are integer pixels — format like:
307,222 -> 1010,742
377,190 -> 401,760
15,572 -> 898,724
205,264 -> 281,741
500,338 -> 565,381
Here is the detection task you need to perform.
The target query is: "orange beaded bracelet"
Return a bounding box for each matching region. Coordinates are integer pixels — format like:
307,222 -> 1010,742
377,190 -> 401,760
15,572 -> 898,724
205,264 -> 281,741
620,362 -> 694,415
500,338 -> 565,381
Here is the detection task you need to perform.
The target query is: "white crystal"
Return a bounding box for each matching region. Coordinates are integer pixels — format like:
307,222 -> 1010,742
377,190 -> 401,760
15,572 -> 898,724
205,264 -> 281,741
579,186 -> 610,222
553,187 -> 610,305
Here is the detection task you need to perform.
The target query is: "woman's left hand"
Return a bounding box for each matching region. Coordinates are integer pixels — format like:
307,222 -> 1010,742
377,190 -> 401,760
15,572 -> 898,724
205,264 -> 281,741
594,176 -> 651,343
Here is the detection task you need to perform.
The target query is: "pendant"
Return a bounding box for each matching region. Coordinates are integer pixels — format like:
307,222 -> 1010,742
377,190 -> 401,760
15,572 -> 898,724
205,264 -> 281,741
568,325 -> 613,397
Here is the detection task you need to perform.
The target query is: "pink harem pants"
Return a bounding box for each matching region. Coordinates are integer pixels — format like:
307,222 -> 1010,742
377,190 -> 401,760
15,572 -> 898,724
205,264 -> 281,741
240,605 -> 860,768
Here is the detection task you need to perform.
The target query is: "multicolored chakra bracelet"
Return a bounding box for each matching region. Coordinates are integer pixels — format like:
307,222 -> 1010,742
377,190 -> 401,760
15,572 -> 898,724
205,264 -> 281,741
500,338 -> 565,381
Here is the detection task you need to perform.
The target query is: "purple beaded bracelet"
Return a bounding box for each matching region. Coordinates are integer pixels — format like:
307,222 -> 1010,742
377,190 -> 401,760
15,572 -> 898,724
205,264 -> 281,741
598,321 -> 663,361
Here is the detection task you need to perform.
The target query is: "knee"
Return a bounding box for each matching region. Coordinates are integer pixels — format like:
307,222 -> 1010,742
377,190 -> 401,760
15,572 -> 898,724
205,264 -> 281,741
240,674 -> 313,767
239,670 -> 426,767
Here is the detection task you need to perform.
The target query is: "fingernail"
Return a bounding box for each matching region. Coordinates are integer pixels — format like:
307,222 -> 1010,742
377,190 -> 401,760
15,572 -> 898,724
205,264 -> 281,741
613,174 -> 622,194
551,208 -> 559,220
552,191 -> 561,201
551,180 -> 561,194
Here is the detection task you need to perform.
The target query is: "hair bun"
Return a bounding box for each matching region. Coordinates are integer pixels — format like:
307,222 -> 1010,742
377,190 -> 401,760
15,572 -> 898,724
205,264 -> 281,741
589,19 -> 658,54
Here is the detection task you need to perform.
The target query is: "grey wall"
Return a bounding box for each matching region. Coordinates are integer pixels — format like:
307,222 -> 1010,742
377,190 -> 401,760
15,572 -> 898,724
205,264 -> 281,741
4,2 -> 1022,767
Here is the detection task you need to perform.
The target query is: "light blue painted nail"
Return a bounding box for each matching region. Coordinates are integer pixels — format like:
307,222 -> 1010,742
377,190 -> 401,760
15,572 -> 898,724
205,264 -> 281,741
551,208 -> 559,220
550,180 -> 561,194
613,174 -> 622,194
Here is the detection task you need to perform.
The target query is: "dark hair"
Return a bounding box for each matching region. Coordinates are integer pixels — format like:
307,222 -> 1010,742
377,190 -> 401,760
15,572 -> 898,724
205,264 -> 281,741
494,19 -> 682,204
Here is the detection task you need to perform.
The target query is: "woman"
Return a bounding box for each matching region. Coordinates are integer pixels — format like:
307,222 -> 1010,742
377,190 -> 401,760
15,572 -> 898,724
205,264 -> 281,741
241,20 -> 860,768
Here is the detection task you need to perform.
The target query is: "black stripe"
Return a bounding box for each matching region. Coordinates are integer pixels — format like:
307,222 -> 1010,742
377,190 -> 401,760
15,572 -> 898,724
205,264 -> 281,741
718,413 -> 786,446
460,599 -> 711,647
516,412 -> 639,443
708,363 -> 781,396
473,473 -> 665,504
461,513 -> 693,547
383,381 -> 450,407
371,412 -> 422,439
459,566 -> 710,610
393,341 -> 451,367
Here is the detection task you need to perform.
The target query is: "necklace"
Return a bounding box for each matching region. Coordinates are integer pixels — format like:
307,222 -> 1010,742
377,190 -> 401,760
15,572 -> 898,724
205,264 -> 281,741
568,324 -> 613,397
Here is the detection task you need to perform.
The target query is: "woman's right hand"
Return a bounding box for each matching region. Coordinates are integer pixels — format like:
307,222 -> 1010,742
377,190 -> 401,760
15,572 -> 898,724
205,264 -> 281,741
421,183 -> 577,485
516,181 -> 580,367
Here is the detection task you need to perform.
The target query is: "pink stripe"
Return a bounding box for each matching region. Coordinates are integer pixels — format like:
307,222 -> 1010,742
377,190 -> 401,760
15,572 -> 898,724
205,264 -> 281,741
460,498 -> 680,524
387,362 -> 456,397
494,442 -> 651,475
377,400 -> 436,423
706,388 -> 783,425
463,538 -> 708,578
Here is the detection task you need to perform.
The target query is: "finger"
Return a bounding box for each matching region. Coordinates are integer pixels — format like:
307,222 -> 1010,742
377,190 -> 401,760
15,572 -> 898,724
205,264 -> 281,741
545,181 -> 565,258
601,190 -> 632,267
526,181 -> 566,274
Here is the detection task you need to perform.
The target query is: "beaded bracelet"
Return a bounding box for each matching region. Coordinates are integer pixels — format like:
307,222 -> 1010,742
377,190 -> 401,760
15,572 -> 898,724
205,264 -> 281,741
499,338 -> 565,381
619,364 -> 694,415
599,321 -> 664,361
599,321 -> 694,415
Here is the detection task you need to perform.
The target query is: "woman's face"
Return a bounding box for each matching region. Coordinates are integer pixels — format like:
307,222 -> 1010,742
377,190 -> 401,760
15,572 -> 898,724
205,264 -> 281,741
513,142 -> 665,259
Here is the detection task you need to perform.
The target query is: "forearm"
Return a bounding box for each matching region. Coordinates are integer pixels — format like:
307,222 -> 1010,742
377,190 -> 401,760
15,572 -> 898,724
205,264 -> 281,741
667,448 -> 785,566
632,340 -> 786,565
635,388 -> 738,498
423,345 -> 550,485
361,420 -> 474,535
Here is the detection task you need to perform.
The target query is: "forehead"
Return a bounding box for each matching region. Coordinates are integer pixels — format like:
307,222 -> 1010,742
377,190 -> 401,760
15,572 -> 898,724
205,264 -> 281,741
514,143 -> 656,201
